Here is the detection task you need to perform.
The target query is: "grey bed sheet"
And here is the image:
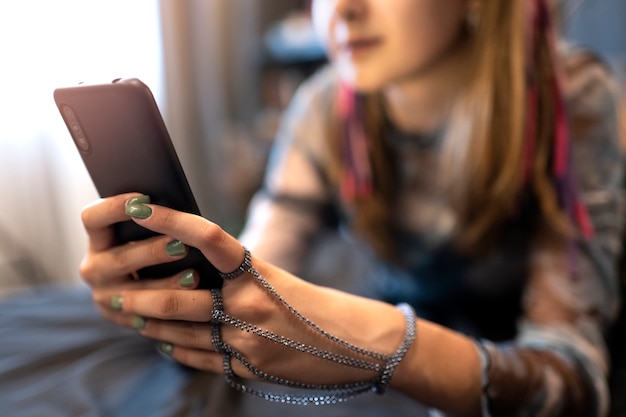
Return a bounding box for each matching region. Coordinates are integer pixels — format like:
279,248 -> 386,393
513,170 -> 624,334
0,286 -> 426,417
0,286 -> 233,417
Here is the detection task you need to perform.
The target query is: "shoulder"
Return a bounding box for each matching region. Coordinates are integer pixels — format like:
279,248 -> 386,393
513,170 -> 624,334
559,44 -> 623,178
272,65 -> 340,162
560,43 -> 621,134
560,45 -> 624,244
260,66 -> 340,197
282,65 -> 339,124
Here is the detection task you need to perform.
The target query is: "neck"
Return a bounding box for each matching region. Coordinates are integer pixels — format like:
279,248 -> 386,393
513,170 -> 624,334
383,44 -> 468,134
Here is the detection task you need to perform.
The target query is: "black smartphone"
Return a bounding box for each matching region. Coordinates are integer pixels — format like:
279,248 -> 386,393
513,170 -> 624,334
54,78 -> 221,288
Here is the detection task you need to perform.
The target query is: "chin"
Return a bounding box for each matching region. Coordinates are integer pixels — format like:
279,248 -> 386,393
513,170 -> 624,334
351,81 -> 385,94
331,56 -> 392,93
336,69 -> 386,93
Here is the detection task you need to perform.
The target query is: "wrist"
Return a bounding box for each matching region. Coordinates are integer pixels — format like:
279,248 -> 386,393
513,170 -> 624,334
372,303 -> 417,394
391,320 -> 483,417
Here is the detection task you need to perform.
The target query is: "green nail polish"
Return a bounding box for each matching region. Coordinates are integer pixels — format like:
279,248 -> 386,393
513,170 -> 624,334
126,195 -> 151,206
165,240 -> 186,257
159,342 -> 174,356
178,269 -> 195,288
131,316 -> 146,330
125,195 -> 152,219
111,295 -> 123,310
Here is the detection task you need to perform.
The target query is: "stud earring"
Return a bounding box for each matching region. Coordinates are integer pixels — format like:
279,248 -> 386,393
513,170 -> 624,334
466,9 -> 480,31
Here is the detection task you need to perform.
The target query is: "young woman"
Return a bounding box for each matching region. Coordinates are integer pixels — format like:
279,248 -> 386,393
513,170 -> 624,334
1,1 -> 623,416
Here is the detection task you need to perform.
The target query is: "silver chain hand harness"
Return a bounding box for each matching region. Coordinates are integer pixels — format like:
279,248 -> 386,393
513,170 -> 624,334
209,247 -> 417,406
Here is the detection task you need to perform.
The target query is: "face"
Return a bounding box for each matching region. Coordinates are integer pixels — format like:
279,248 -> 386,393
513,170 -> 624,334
312,0 -> 469,92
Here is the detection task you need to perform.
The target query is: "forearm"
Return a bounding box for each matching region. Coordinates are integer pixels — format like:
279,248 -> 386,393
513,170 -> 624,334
295,283 -> 598,417
291,283 -> 484,416
392,324 -> 597,417
391,319 -> 483,417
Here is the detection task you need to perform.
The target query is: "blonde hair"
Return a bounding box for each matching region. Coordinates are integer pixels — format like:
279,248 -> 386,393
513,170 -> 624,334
327,1 -> 572,260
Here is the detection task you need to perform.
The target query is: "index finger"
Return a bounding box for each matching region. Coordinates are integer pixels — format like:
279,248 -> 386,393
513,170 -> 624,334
128,202 -> 245,274
81,192 -> 142,252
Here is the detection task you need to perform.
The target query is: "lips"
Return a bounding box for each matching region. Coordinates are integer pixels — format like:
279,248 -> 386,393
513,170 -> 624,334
339,37 -> 382,55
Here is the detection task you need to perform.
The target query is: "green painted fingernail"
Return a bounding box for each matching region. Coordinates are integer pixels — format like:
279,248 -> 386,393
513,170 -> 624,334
178,269 -> 195,288
125,195 -> 152,219
159,342 -> 174,356
165,240 -> 186,257
131,316 -> 146,330
111,295 -> 123,310
126,195 -> 151,206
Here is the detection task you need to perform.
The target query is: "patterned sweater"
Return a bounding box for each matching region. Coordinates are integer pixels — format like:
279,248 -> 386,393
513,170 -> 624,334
239,47 -> 625,416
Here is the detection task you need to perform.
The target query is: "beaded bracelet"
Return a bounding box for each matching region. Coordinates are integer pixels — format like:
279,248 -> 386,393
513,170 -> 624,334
209,247 -> 417,405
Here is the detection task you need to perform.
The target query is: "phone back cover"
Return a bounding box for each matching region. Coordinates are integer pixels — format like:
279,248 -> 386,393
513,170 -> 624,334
54,79 -> 221,287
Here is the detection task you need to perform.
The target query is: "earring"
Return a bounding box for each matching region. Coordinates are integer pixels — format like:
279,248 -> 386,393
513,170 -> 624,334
466,9 -> 480,31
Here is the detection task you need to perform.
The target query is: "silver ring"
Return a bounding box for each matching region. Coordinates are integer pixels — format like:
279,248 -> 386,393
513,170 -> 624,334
219,247 -> 252,280
210,288 -> 225,353
223,352 -> 235,381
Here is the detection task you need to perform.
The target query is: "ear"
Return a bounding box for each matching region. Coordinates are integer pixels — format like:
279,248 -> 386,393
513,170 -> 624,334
465,0 -> 481,31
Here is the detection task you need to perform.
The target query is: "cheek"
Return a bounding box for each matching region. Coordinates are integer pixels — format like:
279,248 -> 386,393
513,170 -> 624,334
390,7 -> 465,70
315,0 -> 466,91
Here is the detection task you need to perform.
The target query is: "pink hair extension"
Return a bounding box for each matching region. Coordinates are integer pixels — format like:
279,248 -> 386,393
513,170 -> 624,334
529,0 -> 594,239
338,82 -> 373,204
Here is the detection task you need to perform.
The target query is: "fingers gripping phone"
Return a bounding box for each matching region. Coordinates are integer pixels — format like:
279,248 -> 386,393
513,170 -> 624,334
54,78 -> 221,288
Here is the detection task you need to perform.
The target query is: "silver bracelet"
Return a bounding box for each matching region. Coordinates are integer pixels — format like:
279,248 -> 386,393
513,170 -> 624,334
372,302 -> 416,394
209,247 -> 418,405
474,339 -> 494,417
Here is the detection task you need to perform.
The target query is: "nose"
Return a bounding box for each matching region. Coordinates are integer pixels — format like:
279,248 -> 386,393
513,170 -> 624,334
335,0 -> 367,21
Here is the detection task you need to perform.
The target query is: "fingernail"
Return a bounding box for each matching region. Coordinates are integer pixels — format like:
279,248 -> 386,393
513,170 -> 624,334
158,342 -> 174,356
125,195 -> 152,219
165,240 -> 186,257
178,269 -> 195,288
111,295 -> 123,310
131,316 -> 146,330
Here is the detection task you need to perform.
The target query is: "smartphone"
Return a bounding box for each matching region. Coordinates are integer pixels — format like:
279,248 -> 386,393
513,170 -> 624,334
54,78 -> 221,288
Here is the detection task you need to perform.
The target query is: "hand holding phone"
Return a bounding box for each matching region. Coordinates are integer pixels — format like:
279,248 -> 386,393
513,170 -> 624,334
54,78 -> 221,288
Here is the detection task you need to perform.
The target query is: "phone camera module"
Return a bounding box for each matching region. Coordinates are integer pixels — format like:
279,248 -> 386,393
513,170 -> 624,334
76,136 -> 91,152
61,104 -> 91,154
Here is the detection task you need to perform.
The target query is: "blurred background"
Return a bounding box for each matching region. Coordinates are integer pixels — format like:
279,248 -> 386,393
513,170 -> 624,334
0,0 -> 624,297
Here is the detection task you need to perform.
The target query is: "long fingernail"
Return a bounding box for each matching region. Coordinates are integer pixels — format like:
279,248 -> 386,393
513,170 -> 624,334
131,316 -> 146,330
125,195 -> 152,219
111,295 -> 123,310
178,269 -> 195,288
165,240 -> 186,257
158,342 -> 174,356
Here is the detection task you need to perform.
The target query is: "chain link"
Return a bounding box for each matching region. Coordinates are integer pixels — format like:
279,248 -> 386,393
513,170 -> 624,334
210,247 -> 417,405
